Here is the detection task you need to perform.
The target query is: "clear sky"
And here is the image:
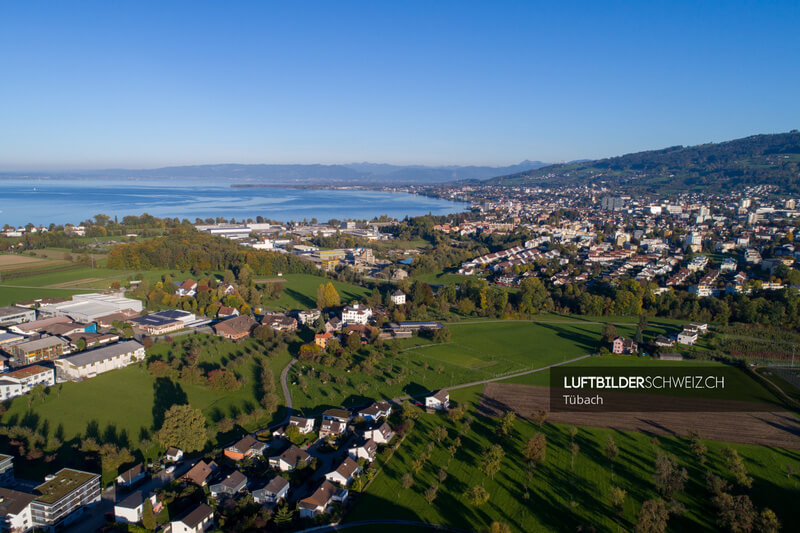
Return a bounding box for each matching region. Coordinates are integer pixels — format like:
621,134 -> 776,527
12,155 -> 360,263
1,1 -> 799,170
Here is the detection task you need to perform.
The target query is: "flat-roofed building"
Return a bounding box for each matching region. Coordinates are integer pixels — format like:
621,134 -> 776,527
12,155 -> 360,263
9,337 -> 67,366
30,469 -> 101,531
0,306 -> 36,327
0,365 -> 55,401
0,487 -> 36,533
39,293 -> 142,323
54,341 -> 145,380
0,331 -> 26,348
0,454 -> 14,484
10,316 -> 71,335
128,314 -> 184,335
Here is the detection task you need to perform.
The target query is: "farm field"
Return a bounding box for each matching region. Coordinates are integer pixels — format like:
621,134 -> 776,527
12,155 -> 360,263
259,273 -> 371,311
0,335 -> 290,451
346,392 -> 800,532
288,319 -> 679,413
479,382 -> 800,449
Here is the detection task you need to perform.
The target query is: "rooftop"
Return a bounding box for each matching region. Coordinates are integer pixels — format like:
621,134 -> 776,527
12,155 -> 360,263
0,487 -> 37,516
58,340 -> 143,368
34,469 -> 99,504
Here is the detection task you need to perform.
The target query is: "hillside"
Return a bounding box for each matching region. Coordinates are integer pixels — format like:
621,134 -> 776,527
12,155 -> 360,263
486,131 -> 800,193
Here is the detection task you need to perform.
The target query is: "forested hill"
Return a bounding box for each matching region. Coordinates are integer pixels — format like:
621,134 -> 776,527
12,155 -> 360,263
485,131 -> 800,193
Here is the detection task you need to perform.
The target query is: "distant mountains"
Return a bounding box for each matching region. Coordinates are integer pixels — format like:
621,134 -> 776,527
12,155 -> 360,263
0,160 -> 552,185
485,131 -> 800,193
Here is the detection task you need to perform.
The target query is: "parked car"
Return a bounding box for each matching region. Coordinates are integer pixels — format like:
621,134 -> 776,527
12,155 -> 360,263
166,466 -> 175,474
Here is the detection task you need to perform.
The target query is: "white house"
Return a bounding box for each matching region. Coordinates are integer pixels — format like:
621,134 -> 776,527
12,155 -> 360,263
0,365 -> 55,401
171,503 -> 214,533
324,457 -> 361,487
298,481 -> 347,518
357,401 -> 391,422
115,463 -> 145,488
165,447 -> 184,463
54,341 -> 145,380
677,330 -> 698,345
288,416 -> 315,435
252,476 -> 289,505
341,304 -> 372,326
363,422 -> 395,445
209,471 -> 247,499
348,439 -> 378,463
425,390 -> 450,411
390,291 -> 406,306
0,487 -> 35,532
269,445 -> 310,472
114,491 -> 160,524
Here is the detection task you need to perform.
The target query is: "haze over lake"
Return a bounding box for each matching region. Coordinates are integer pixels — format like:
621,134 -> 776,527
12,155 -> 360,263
0,179 -> 468,226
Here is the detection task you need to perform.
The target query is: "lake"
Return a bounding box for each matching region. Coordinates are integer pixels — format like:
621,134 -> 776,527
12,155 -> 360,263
0,178 -> 469,226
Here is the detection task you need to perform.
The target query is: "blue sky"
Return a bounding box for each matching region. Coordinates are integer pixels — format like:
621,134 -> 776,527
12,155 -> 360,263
1,1 -> 798,170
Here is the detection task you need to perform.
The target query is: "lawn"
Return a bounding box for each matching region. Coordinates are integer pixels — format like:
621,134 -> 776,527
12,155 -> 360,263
0,335 -> 291,450
346,392 -> 800,532
411,270 -> 473,286
260,273 -> 371,311
288,319 -> 678,413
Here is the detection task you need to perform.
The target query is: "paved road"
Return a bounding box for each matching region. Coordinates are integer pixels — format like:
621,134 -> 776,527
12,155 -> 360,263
60,461 -> 194,533
279,357 -> 298,422
296,519 -> 471,533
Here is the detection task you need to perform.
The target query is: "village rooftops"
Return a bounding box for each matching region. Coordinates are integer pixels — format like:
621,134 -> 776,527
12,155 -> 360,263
183,460 -> 219,486
34,469 -> 99,504
178,503 -> 214,529
0,487 -> 37,516
263,476 -> 289,493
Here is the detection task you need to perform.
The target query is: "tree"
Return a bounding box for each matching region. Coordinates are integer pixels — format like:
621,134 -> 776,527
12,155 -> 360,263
284,424 -> 302,445
713,493 -> 756,533
464,485 -> 490,506
654,452 -> 688,499
480,444 -> 504,479
602,323 -> 618,344
316,282 -> 341,309
424,483 -> 438,504
523,433 -> 546,466
156,404 -> 207,452
498,411 -> 516,438
609,486 -> 626,516
723,448 -> 753,488
635,499 -> 669,533
605,436 -> 619,477
755,508 -> 781,533
401,473 -> 414,489
273,505 -> 294,527
142,497 -> 156,530
432,426 -> 448,444
486,523 -> 512,533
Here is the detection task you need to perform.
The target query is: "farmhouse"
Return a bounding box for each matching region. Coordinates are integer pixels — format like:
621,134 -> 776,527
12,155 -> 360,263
325,457 -> 361,487
171,503 -> 214,533
214,315 -> 257,341
0,365 -> 55,401
612,337 -> 638,355
224,435 -> 266,461
252,476 -> 289,505
269,445 -> 310,472
425,389 -> 450,411
54,341 -> 146,380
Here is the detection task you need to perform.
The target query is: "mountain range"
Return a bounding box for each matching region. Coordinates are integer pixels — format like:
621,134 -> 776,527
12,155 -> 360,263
484,131 -> 800,193
0,160 -> 552,185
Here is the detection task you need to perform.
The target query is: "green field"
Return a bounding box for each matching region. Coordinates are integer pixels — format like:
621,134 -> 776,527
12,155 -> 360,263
411,270 -> 473,286
260,273 -> 371,311
347,390 -> 800,532
0,335 -> 290,450
288,319 -> 680,413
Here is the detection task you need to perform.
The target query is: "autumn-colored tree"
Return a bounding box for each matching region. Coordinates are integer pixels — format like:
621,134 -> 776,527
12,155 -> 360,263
156,404 -> 207,452
635,499 -> 669,533
523,433 -> 547,466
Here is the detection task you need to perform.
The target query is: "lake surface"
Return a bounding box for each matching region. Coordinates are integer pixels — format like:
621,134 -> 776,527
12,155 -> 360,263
0,178 -> 469,226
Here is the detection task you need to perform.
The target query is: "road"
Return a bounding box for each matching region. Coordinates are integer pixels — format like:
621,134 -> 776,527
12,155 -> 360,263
296,519 -> 471,533
279,357 -> 298,422
60,461 -> 195,533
